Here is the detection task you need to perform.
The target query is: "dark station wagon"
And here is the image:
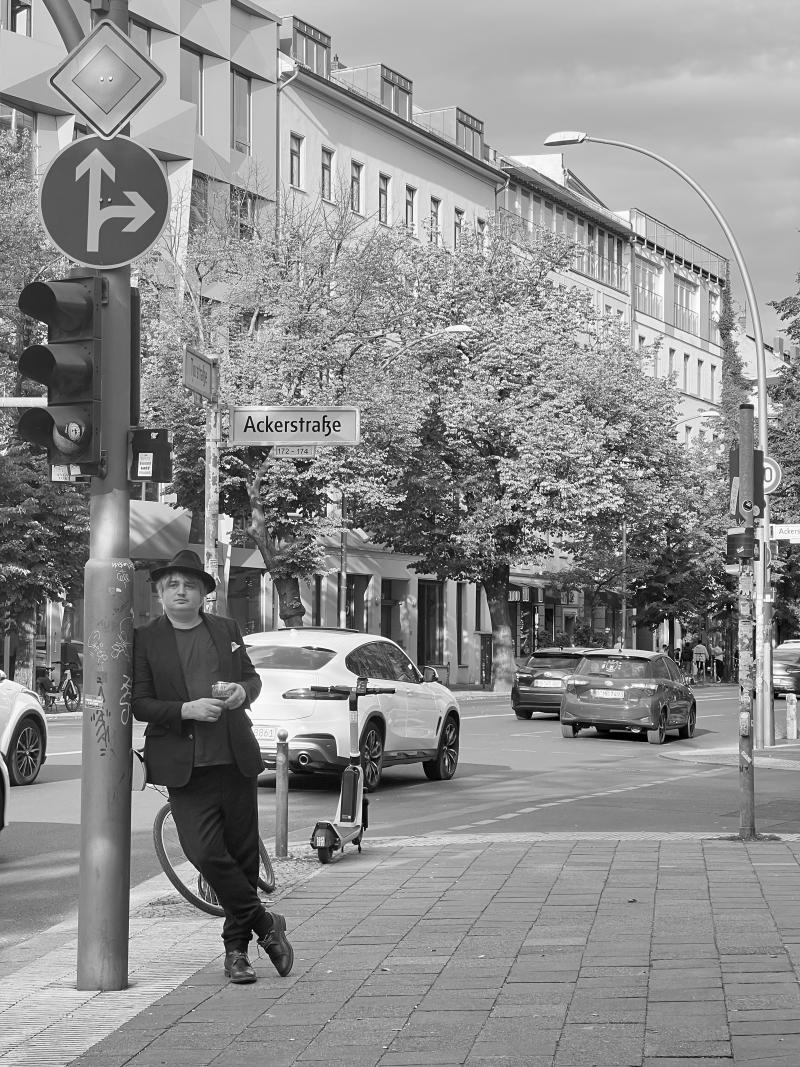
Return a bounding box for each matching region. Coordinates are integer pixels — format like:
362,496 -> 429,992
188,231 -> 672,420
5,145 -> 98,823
512,647 -> 589,719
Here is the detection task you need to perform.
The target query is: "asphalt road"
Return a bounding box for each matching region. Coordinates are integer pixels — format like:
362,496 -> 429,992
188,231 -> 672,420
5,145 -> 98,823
1,685 -> 797,964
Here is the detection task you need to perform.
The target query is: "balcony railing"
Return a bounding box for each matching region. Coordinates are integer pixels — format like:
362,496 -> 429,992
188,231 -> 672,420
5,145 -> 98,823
572,249 -> 627,292
634,285 -> 663,318
673,303 -> 699,335
495,210 -> 628,292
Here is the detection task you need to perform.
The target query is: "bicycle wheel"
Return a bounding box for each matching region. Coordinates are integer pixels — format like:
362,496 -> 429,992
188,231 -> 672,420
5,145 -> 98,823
153,804 -> 276,914
258,837 -> 275,894
152,803 -> 224,916
62,678 -> 81,713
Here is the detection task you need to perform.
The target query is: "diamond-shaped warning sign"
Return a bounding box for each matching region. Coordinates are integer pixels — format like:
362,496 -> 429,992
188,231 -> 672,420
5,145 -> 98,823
50,20 -> 164,139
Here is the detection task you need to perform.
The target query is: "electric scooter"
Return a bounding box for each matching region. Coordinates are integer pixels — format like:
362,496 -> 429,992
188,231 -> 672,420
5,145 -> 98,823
310,676 -> 395,864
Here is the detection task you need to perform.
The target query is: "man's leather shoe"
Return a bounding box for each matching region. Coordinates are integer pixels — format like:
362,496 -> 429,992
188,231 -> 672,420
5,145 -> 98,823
258,913 -> 294,977
224,950 -> 256,984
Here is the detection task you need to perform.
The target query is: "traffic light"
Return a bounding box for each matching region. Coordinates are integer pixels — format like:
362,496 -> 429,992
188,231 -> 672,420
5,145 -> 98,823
16,274 -> 104,478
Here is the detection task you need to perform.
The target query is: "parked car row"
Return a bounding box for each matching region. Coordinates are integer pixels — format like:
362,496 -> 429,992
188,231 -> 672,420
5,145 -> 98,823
514,648 -> 697,745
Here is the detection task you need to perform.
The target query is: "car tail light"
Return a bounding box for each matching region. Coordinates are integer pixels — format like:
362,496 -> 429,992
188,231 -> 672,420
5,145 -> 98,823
282,688 -> 348,700
626,683 -> 658,701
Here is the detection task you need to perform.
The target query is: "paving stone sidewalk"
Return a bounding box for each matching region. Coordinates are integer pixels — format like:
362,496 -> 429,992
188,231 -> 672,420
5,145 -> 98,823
5,831 -> 800,1066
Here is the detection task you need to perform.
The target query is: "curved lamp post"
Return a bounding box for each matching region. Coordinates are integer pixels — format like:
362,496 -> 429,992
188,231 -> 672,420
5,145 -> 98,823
544,131 -> 772,743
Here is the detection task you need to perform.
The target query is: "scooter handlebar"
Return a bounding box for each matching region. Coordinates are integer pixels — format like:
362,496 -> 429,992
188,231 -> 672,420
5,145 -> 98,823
310,684 -> 396,696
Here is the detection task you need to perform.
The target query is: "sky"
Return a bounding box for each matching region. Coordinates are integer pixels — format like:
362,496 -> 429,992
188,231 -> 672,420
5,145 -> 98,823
283,0 -> 800,345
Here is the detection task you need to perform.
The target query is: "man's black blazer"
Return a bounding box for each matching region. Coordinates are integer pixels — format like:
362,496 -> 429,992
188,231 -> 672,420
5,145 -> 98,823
133,613 -> 264,787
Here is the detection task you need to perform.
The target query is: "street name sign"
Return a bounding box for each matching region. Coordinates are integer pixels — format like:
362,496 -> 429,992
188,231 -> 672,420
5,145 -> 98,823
50,20 -> 165,139
229,407 -> 360,446
183,346 -> 217,403
771,523 -> 800,542
40,136 -> 170,268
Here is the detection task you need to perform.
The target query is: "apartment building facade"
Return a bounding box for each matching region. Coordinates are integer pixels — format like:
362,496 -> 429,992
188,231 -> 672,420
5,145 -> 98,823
1,2 -> 737,681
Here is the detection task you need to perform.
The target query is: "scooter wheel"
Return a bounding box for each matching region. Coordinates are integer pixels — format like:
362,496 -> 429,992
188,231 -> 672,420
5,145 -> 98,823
317,846 -> 335,864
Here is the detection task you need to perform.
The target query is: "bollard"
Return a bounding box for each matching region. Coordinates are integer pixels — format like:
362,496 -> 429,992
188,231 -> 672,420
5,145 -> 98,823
787,694 -> 798,741
275,728 -> 289,858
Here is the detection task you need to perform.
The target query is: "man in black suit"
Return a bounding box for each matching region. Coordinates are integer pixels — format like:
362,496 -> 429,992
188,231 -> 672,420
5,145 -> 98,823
133,549 -> 293,984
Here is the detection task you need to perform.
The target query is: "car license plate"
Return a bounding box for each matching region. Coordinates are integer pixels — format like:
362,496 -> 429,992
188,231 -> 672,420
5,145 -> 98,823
534,678 -> 561,688
252,726 -> 276,741
592,689 -> 624,699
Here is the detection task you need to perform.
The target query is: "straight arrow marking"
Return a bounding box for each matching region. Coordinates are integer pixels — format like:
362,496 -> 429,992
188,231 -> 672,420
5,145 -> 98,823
74,148 -> 155,252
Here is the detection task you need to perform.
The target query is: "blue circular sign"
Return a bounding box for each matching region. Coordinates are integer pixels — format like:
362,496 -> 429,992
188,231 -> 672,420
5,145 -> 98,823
39,135 -> 170,269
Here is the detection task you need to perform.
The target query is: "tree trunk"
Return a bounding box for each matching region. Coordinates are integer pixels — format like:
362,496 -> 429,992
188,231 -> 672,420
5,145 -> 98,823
483,562 -> 514,693
15,605 -> 37,690
274,574 -> 305,628
246,461 -> 306,629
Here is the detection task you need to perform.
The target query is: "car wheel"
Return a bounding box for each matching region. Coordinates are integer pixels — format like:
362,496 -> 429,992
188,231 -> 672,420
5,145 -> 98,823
360,721 -> 384,792
647,709 -> 668,745
677,705 -> 697,740
514,709 -> 533,720
423,713 -> 460,781
8,716 -> 45,785
561,722 -> 579,738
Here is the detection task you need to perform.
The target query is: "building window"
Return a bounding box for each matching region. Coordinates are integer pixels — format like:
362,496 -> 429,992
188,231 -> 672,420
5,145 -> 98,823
321,147 -> 333,200
405,185 -> 416,232
710,364 -> 717,403
4,0 -> 31,35
674,278 -> 698,334
231,69 -> 251,154
668,347 -> 676,377
683,353 -> 690,392
230,187 -> 263,240
180,47 -> 203,135
635,258 -> 662,317
456,108 -> 483,158
476,217 -> 486,252
312,575 -> 322,626
429,196 -> 440,244
289,133 -> 303,188
697,359 -> 704,397
378,173 -> 390,225
381,67 -> 411,120
475,582 -> 483,631
292,19 -> 330,77
128,17 -> 151,55
454,207 -> 464,246
350,160 -> 363,213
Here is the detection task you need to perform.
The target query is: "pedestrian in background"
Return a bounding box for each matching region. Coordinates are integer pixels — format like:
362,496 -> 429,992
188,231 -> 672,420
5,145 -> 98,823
132,549 -> 293,985
693,639 -> 709,683
711,640 -> 724,682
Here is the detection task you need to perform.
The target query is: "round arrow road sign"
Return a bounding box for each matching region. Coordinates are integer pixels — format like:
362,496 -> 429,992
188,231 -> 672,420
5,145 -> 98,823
39,136 -> 170,269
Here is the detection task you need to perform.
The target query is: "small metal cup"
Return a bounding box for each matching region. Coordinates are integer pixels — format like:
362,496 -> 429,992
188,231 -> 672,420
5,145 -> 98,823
211,681 -> 228,700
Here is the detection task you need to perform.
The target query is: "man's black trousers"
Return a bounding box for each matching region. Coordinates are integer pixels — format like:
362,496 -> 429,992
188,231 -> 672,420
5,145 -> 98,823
168,764 -> 271,950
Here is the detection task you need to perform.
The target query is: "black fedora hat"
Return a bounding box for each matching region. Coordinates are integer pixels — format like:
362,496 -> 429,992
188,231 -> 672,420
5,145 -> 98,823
150,549 -> 216,594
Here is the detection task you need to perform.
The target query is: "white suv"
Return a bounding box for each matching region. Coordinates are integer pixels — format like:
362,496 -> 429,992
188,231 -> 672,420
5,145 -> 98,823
243,629 -> 460,791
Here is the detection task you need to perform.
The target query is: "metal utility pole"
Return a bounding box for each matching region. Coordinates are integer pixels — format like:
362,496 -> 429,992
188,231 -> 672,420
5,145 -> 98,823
339,492 -> 348,629
204,358 -> 223,615
737,404 -> 757,841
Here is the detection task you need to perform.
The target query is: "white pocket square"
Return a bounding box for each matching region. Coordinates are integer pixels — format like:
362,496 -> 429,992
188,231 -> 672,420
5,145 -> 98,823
231,642 -> 241,652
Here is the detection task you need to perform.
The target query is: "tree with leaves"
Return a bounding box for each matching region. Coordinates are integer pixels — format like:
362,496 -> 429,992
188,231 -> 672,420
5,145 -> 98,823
0,131 -> 89,683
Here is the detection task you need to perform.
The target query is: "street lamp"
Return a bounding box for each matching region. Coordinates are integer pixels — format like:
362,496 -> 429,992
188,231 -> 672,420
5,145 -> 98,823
544,130 -> 773,745
378,324 -> 472,369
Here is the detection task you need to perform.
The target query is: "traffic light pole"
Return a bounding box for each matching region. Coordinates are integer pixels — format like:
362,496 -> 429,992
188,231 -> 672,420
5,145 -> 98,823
78,0 -> 135,991
737,405 -> 757,840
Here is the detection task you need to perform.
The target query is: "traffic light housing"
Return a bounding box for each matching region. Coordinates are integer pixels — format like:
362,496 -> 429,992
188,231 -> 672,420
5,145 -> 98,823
16,274 -> 104,478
